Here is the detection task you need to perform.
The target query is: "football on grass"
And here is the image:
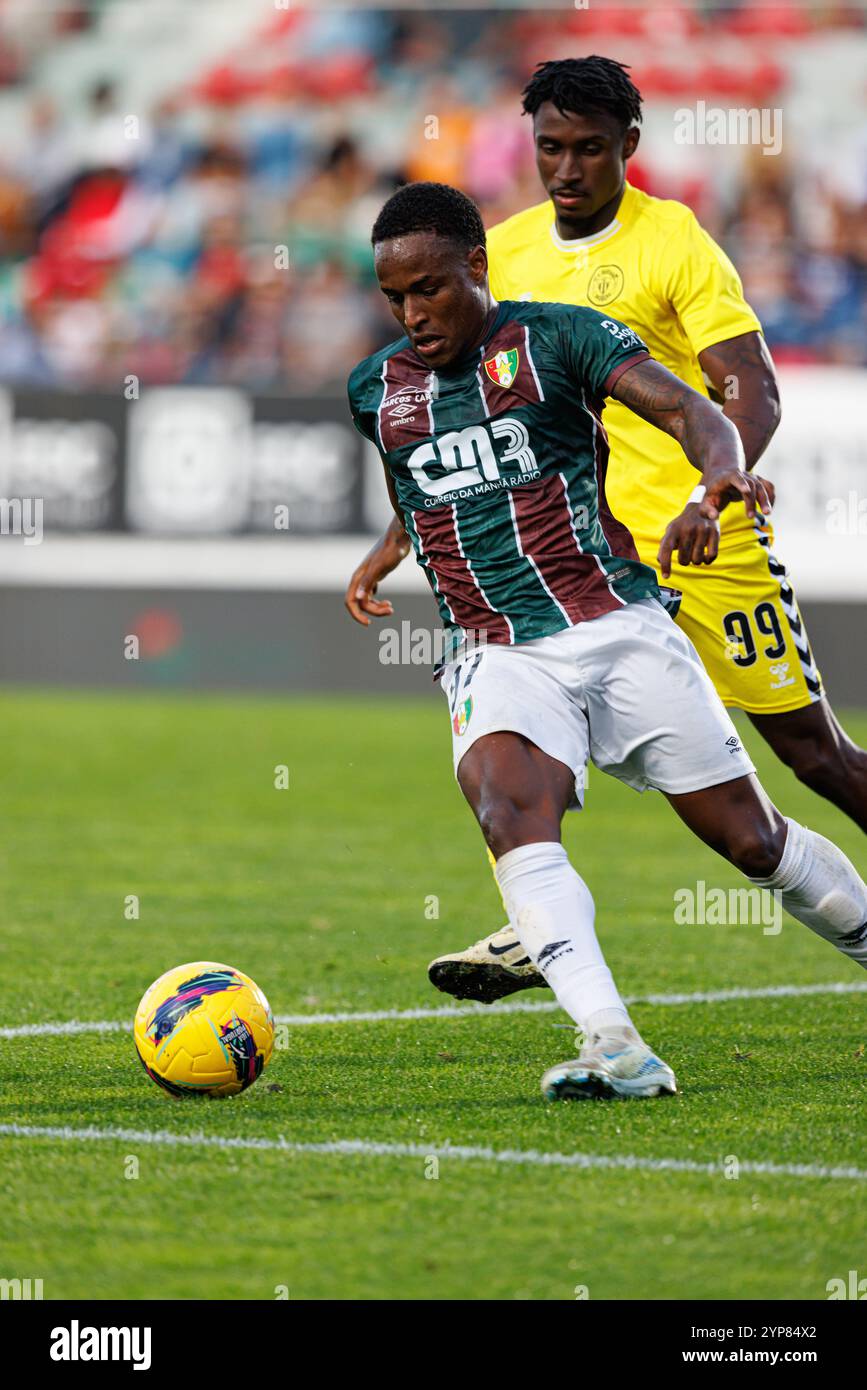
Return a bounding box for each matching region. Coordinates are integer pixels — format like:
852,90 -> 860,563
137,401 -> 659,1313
134,961 -> 274,1097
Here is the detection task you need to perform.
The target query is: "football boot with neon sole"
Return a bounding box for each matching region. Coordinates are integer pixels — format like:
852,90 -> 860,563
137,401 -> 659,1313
542,1032 -> 678,1101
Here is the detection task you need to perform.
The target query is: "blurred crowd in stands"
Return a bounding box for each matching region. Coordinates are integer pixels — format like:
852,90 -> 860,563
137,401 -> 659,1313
0,3 -> 865,393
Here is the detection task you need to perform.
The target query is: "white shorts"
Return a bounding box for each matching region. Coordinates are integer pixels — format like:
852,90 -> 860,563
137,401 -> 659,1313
441,599 -> 755,808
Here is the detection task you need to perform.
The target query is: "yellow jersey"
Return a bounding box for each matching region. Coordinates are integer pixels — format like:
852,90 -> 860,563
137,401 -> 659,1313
487,182 -> 762,551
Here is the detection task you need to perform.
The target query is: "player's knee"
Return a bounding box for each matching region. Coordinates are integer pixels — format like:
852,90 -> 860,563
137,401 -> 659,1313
475,797 -> 557,860
726,820 -> 787,879
476,798 -> 524,858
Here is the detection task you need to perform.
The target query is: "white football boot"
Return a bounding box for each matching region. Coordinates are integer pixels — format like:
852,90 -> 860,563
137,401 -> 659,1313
542,1031 -> 678,1101
428,925 -> 545,1004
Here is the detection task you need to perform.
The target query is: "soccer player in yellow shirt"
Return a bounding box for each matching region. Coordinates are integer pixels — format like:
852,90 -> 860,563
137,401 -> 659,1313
345,56 -> 867,1005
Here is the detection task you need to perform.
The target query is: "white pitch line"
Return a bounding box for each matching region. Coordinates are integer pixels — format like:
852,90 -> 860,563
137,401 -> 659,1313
0,1019 -> 134,1039
1,980 -> 864,1042
0,1122 -> 864,1183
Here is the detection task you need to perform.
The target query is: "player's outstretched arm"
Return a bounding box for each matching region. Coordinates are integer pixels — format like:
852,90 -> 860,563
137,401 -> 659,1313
345,514 -> 411,627
698,330 -> 780,476
611,356 -> 771,578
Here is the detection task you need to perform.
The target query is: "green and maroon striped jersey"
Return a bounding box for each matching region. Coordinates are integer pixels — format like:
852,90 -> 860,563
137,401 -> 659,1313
348,299 -> 661,645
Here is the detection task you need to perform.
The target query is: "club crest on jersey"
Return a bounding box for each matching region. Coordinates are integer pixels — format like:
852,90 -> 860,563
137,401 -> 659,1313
452,696 -> 473,736
588,265 -> 624,306
484,348 -> 519,389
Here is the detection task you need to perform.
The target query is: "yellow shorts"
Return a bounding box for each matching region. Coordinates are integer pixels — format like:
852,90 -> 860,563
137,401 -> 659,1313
637,514 -> 824,716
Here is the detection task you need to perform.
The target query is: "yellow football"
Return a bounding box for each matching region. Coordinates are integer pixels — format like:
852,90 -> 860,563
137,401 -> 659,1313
134,961 -> 275,1097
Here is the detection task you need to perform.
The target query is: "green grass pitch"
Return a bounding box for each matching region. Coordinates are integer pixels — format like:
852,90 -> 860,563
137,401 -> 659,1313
1,687 -> 865,1301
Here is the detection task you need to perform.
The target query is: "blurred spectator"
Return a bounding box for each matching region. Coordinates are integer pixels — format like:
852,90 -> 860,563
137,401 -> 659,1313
289,136 -> 380,275
72,79 -> 153,174
0,1 -> 863,392
283,259 -> 378,390
464,79 -> 534,204
14,96 -> 75,218
405,78 -> 475,187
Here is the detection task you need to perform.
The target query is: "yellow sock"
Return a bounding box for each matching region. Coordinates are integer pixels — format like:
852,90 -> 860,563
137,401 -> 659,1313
486,845 -> 510,914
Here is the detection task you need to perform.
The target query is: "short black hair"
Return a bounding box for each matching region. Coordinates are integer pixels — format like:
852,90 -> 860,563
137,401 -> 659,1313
522,56 -> 642,131
371,181 -> 486,253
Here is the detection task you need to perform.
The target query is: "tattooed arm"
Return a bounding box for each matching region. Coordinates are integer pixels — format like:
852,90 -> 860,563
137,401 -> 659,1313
610,356 -> 771,576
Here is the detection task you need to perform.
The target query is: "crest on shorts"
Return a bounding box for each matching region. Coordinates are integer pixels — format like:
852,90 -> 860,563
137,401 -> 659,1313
484,349 -> 519,389
452,696 -> 473,736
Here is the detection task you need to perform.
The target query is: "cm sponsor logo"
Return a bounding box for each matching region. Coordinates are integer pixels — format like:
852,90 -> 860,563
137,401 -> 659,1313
407,417 -> 538,500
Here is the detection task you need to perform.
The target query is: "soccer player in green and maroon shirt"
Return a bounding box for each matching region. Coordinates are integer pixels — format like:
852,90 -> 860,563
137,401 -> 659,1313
346,182 -> 867,1101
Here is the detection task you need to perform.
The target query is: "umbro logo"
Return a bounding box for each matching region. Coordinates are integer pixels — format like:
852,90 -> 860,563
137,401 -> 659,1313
840,921 -> 867,946
537,939 -> 571,966
385,390 -> 432,420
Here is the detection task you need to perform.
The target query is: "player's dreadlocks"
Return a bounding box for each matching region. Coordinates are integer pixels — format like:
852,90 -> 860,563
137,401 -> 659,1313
371,181 -> 486,252
522,56 -> 643,131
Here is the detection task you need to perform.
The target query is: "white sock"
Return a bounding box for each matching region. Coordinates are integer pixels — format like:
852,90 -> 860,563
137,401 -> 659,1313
750,818 -> 867,967
494,842 -> 636,1037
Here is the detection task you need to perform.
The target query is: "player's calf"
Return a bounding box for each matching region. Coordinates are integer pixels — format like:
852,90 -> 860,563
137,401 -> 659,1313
751,701 -> 867,837
670,777 -> 867,967
749,818 -> 867,966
